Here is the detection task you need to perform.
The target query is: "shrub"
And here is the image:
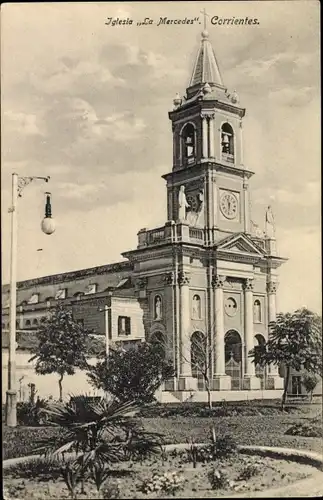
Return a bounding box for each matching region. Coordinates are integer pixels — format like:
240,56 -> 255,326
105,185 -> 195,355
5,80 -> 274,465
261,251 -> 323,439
4,456 -> 72,481
3,482 -> 27,499
285,421 -> 323,438
207,468 -> 230,490
101,481 -> 121,499
16,399 -> 49,427
140,471 -> 185,495
215,434 -> 238,458
238,461 -> 261,480
3,427 -> 61,460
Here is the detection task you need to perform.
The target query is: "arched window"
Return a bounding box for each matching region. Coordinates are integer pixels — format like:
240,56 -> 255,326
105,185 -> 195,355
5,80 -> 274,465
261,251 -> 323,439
221,123 -> 234,162
154,295 -> 162,320
192,294 -> 201,319
253,299 -> 262,323
182,123 -> 195,163
150,331 -> 166,358
25,319 -> 31,327
32,319 -> 38,326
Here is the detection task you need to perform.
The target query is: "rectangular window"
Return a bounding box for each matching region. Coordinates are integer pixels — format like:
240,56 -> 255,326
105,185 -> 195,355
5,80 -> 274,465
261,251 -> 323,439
55,289 -> 67,300
291,376 -> 302,396
118,316 -> 131,336
84,284 -> 97,295
28,294 -> 39,304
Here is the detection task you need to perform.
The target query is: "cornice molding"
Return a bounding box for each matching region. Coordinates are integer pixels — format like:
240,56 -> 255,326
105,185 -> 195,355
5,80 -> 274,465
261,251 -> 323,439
5,261 -> 133,291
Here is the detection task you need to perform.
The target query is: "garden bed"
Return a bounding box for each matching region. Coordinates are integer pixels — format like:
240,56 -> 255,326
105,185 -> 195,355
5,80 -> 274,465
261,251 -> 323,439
3,412 -> 323,460
3,450 -> 316,499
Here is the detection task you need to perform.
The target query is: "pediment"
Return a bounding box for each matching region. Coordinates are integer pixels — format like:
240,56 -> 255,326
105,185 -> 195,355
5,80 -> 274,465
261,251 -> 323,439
216,233 -> 266,256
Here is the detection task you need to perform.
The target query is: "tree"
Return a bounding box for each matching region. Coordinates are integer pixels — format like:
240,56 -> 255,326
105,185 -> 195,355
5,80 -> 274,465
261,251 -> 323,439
190,332 -> 215,409
29,304 -> 90,401
87,341 -> 174,404
301,372 -> 319,402
249,308 -> 322,409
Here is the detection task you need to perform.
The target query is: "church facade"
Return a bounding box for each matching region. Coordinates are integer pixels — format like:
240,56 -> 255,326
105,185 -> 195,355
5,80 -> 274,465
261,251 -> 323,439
2,31 -> 288,402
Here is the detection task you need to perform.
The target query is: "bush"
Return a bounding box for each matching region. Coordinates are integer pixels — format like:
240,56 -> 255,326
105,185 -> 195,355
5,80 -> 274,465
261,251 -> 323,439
16,399 -> 49,427
140,471 -> 185,495
238,461 -> 261,480
285,421 -> 323,438
215,434 -> 238,458
207,468 -> 230,490
101,481 -> 121,499
4,456 -> 72,481
3,427 -> 60,460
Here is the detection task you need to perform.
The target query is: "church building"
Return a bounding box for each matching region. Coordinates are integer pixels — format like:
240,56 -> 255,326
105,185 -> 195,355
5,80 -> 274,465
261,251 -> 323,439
2,30 -> 288,402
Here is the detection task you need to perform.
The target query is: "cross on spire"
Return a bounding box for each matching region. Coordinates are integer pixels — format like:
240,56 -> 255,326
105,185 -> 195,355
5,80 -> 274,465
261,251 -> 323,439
200,8 -> 210,30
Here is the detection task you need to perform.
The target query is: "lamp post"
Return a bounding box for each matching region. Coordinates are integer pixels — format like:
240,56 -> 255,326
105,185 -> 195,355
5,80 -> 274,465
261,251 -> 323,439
98,291 -> 113,363
6,173 -> 55,427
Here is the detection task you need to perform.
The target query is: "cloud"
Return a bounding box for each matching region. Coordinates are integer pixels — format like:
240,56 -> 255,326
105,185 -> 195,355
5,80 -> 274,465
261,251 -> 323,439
1,2 -> 320,315
3,110 -> 42,135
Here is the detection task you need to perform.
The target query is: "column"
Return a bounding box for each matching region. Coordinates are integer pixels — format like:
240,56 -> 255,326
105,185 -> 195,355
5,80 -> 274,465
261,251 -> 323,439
202,115 -> 208,159
239,120 -> 244,166
178,271 -> 197,390
212,275 -> 231,390
243,180 -> 250,234
243,278 -> 261,389
208,114 -> 215,159
267,281 -> 283,388
244,279 -> 255,376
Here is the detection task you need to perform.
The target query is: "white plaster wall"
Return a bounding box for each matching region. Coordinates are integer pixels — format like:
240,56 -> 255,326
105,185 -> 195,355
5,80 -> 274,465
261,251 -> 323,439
111,298 -> 145,341
2,350 -> 102,402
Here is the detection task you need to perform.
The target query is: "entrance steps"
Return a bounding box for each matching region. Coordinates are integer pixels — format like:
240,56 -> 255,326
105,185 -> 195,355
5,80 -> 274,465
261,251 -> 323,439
159,389 -> 284,404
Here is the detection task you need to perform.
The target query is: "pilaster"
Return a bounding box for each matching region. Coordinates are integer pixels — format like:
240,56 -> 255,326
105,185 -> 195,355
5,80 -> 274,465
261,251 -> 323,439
178,271 -> 197,390
243,278 -> 261,389
202,115 -> 208,159
208,114 -> 215,159
266,281 -> 283,387
211,274 -> 231,390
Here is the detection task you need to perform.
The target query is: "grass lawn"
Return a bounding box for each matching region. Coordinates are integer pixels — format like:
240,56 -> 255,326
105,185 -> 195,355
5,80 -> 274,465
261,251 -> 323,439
3,402 -> 322,460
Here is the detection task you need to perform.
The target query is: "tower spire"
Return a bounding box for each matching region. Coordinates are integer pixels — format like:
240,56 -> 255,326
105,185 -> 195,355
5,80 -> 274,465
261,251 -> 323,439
189,19 -> 224,89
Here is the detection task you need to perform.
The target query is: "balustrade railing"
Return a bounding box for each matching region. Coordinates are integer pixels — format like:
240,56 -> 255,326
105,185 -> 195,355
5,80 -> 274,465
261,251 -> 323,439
189,228 -> 204,241
138,223 -> 205,248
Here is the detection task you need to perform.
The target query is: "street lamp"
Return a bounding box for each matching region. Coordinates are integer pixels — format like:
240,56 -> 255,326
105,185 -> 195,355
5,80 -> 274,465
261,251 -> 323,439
98,291 -> 113,362
6,173 -> 55,427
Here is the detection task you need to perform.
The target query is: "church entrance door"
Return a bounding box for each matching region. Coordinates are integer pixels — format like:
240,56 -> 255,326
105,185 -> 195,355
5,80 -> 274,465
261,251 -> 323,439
225,330 -> 243,390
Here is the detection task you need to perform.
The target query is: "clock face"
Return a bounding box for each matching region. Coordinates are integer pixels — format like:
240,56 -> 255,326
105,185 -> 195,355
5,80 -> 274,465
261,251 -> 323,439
220,192 -> 238,219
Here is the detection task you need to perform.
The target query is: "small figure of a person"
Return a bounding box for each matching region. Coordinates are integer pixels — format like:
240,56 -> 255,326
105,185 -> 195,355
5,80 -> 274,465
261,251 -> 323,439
155,296 -> 162,320
178,185 -> 189,221
265,205 -> 275,238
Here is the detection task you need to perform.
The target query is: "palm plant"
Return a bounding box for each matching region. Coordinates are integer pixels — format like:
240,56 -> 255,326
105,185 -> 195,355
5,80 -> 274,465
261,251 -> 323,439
34,394 -> 164,493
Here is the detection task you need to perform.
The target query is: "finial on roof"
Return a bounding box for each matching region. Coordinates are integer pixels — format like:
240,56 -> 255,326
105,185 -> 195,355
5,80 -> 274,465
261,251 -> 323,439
173,92 -> 182,108
201,29 -> 209,40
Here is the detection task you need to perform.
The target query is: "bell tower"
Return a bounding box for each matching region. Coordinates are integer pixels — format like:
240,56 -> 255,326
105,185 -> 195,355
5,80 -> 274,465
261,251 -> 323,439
163,29 -> 254,245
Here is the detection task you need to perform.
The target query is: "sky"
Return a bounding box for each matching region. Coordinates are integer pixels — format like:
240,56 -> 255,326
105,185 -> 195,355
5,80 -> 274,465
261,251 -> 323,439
1,1 -> 321,314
